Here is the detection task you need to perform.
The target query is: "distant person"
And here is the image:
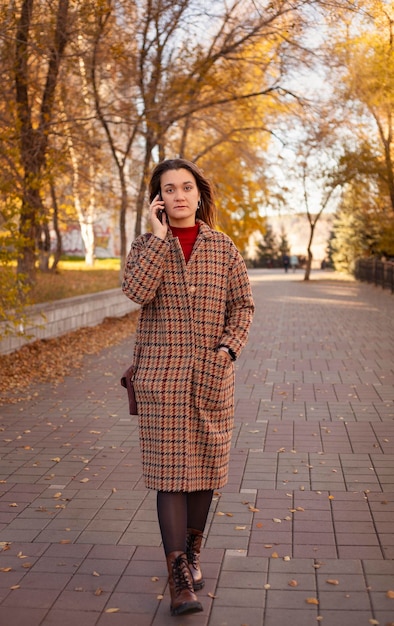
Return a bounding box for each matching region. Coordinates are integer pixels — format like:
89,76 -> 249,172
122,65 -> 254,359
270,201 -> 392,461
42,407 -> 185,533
290,255 -> 298,272
283,254 -> 290,273
122,158 -> 254,616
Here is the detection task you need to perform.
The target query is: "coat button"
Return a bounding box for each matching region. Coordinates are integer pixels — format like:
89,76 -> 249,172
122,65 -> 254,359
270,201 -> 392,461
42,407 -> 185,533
189,285 -> 196,294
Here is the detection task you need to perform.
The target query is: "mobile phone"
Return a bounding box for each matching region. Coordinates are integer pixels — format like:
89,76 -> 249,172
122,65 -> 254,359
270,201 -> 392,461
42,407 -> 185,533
157,191 -> 166,223
158,209 -> 167,223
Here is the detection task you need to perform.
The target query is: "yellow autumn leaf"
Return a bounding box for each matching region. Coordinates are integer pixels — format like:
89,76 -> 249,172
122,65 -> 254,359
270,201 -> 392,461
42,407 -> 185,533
95,588 -> 103,596
288,579 -> 298,587
0,567 -> 12,572
105,608 -> 120,613
235,526 -> 246,530
271,552 -> 279,558
306,597 -> 319,605
326,579 -> 339,585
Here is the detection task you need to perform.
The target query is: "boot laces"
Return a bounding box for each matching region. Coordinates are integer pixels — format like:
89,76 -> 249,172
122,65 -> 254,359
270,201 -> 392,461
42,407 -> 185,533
172,554 -> 193,593
186,533 -> 199,568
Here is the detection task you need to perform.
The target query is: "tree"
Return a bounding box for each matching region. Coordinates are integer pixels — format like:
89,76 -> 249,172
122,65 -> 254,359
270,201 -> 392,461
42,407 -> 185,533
254,223 -> 278,267
330,183 -> 383,271
14,0 -> 70,281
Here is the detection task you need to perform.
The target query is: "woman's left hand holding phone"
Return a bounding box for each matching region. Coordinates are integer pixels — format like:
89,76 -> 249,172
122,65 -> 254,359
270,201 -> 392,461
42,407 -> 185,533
150,194 -> 168,240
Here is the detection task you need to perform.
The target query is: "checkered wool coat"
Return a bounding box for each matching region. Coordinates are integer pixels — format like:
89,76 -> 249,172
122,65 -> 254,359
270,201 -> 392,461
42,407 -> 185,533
122,220 -> 254,492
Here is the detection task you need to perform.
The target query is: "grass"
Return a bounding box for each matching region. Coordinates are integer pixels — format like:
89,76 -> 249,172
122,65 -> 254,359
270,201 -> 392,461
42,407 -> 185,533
28,257 -> 121,304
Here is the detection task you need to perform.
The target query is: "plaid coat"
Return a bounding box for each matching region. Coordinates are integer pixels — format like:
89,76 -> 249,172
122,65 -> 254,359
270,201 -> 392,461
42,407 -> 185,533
122,220 -> 254,491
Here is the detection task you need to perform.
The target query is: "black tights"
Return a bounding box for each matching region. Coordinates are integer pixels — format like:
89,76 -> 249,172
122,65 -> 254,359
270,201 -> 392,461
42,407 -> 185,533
157,490 -> 213,556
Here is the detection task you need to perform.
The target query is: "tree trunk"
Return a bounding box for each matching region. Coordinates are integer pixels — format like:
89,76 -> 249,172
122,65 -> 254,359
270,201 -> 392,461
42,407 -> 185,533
134,138 -> 154,239
50,180 -> 62,270
304,221 -> 315,281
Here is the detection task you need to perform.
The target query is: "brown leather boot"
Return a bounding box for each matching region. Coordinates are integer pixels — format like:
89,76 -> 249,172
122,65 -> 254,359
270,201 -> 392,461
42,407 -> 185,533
166,551 -> 203,616
186,528 -> 205,590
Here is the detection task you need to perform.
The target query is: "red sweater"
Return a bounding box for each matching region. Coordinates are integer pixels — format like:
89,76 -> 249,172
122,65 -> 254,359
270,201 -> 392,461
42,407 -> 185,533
171,224 -> 200,263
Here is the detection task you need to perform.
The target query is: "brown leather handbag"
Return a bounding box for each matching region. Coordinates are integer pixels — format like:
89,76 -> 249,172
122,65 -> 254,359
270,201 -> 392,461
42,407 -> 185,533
120,365 -> 137,415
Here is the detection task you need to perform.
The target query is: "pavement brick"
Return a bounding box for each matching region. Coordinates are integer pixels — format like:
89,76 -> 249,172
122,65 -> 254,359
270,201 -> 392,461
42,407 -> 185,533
0,270 -> 393,624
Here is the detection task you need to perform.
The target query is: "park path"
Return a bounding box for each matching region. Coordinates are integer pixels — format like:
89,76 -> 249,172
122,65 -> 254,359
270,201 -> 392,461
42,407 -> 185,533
0,269 -> 393,626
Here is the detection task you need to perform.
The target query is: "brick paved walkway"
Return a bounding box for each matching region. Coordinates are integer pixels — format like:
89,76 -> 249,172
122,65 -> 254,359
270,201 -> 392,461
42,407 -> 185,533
0,270 -> 393,626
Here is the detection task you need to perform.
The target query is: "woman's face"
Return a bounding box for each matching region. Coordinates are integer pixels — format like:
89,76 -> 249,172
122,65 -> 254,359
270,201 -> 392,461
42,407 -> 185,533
160,168 -> 200,228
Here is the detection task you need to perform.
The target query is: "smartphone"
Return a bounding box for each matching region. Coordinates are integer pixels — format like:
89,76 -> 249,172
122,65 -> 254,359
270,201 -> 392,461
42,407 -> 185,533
157,191 -> 166,223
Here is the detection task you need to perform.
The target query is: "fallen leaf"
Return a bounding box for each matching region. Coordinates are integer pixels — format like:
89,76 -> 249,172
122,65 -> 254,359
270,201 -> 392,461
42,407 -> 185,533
386,590 -> 394,599
306,597 -> 319,605
208,592 -> 217,598
288,579 -> 298,587
59,540 -> 71,544
283,556 -> 291,561
80,478 -> 89,483
105,608 -> 119,613
53,492 -> 62,499
264,584 -> 271,590
22,563 -> 33,569
51,457 -> 61,462
92,571 -> 100,577
273,518 -> 282,523
368,620 -> 379,625
235,526 -> 247,530
256,522 -> 263,528
326,579 -> 339,585
9,503 -> 18,508
328,495 -> 335,500
248,506 -> 260,512
157,594 -> 164,600
95,588 -> 103,596
151,576 -> 159,582
271,552 -> 279,558
10,585 -> 20,590
0,568 -> 12,572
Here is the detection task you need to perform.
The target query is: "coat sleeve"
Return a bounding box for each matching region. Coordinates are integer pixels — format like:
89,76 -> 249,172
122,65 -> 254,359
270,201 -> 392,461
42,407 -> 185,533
218,248 -> 254,360
122,234 -> 171,305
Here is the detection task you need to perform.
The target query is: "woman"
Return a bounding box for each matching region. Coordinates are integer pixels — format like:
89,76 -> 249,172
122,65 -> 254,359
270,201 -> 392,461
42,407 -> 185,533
122,158 -> 254,616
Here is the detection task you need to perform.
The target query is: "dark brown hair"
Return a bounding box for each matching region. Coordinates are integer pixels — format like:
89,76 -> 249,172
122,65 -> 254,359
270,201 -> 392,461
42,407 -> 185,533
149,158 -> 217,229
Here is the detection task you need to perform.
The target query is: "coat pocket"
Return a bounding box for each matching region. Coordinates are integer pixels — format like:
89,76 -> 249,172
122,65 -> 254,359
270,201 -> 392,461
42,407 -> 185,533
193,349 -> 234,411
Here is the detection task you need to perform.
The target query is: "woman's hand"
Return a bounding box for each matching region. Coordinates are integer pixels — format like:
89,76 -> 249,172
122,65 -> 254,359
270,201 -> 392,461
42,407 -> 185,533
217,348 -> 232,363
150,194 -> 168,240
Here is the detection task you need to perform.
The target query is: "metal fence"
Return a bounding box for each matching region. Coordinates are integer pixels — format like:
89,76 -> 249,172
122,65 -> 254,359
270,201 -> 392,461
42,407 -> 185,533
354,258 -> 394,293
